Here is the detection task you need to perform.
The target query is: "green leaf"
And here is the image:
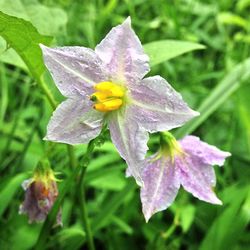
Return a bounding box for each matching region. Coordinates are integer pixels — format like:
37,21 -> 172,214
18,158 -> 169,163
55,225 -> 85,250
0,37 -> 27,70
9,219 -> 41,250
91,179 -> 136,232
218,12 -> 248,30
0,0 -> 67,36
0,0 -> 67,69
0,173 -> 28,217
179,204 -> 196,233
237,84 -> 250,151
0,11 -> 52,78
143,40 -> 205,66
86,166 -> 126,191
175,57 -> 250,138
111,216 -> 133,235
199,185 -> 250,250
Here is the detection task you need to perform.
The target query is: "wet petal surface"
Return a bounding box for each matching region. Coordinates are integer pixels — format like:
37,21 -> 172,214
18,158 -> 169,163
108,107 -> 148,185
41,45 -> 107,97
179,136 -> 231,166
141,155 -> 180,222
129,76 -> 199,132
45,97 -> 104,144
95,17 -> 150,85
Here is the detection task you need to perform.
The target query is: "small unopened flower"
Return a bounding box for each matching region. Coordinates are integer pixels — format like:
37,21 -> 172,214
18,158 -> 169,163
19,161 -> 61,225
40,17 -> 198,184
140,132 -> 231,222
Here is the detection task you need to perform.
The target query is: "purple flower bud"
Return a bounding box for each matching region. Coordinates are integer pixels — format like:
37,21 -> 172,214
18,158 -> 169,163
19,162 -> 62,225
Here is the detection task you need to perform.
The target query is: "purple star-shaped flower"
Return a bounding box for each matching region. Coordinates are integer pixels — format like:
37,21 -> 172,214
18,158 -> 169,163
140,135 -> 231,222
40,17 -> 198,184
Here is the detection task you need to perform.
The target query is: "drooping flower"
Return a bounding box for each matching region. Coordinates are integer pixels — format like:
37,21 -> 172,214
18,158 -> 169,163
19,161 -> 61,225
140,132 -> 231,222
40,17 -> 198,184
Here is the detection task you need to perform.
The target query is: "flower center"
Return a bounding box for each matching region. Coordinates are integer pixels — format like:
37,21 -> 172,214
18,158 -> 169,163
90,81 -> 126,112
160,132 -> 185,163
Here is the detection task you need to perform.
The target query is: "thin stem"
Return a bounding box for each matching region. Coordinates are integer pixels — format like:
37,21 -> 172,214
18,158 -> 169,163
79,166 -> 95,250
78,139 -> 97,249
36,76 -> 57,109
67,145 -> 77,169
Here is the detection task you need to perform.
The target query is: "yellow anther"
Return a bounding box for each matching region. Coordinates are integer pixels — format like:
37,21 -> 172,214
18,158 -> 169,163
91,81 -> 126,112
94,99 -> 123,112
90,92 -> 109,102
109,86 -> 124,97
94,82 -> 115,92
94,82 -> 125,97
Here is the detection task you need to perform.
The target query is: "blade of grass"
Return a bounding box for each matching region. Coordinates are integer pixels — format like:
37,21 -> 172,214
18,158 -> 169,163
175,57 -> 250,138
0,63 -> 8,124
91,179 -> 136,232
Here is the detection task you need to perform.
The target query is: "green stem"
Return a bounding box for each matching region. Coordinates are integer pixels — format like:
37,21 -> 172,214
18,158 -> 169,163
36,76 -> 57,109
67,145 -> 77,169
78,139 -> 97,249
162,210 -> 180,239
79,166 -> 95,250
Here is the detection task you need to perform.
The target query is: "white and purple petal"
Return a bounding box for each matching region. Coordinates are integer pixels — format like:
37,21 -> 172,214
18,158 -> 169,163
45,97 -> 104,144
176,154 -> 222,205
40,45 -> 107,97
129,76 -> 199,132
140,155 -> 180,222
95,17 -> 150,85
108,107 -> 148,185
179,136 -> 231,166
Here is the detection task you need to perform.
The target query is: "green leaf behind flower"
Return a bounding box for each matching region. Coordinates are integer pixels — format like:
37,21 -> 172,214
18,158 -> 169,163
143,40 -> 205,66
0,11 -> 52,78
175,57 -> 250,138
0,173 -> 28,217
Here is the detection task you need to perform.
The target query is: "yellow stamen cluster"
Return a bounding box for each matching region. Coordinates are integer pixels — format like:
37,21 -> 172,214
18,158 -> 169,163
90,81 -> 125,112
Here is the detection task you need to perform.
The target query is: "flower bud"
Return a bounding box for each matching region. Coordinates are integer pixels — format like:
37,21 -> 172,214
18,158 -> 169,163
19,160 -> 62,225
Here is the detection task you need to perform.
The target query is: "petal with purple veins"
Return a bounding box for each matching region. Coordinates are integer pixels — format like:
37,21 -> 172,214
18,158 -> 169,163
108,107 -> 149,185
45,97 -> 104,145
179,136 -> 231,166
129,76 -> 199,132
140,155 -> 180,222
40,45 -> 107,97
95,17 -> 150,85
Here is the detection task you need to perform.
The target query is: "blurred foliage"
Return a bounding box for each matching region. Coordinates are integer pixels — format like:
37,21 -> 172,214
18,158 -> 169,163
0,0 -> 250,249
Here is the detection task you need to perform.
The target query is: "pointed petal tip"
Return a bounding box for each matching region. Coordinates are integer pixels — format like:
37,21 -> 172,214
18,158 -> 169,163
200,192 -> 223,205
218,152 -> 231,166
225,151 -> 232,158
193,110 -> 200,117
43,135 -> 48,141
212,196 -> 223,205
143,211 -> 152,223
124,16 -> 131,26
39,43 -> 47,51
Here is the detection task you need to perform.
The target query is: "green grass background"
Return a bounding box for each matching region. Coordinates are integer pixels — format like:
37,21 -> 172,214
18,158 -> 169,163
0,0 -> 250,249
